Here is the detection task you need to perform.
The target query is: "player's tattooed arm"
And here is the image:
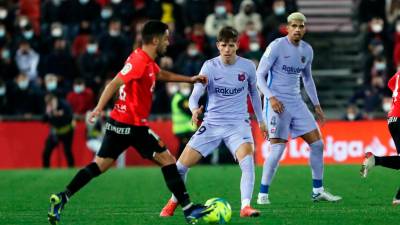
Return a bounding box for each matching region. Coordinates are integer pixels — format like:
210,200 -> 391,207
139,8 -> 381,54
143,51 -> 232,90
157,70 -> 207,84
88,76 -> 124,123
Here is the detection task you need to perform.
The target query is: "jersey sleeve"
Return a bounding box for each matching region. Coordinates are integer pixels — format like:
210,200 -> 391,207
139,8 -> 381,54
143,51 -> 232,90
388,73 -> 398,91
301,48 -> 320,106
256,40 -> 279,98
117,56 -> 146,83
247,61 -> 264,123
189,62 -> 208,111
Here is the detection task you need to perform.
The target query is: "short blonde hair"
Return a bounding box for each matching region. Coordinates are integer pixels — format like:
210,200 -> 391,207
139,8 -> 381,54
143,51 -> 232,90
287,12 -> 307,23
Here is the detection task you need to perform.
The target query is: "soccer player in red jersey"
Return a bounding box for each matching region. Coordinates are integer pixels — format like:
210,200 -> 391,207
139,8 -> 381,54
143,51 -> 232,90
47,21 -> 211,224
361,71 -> 400,205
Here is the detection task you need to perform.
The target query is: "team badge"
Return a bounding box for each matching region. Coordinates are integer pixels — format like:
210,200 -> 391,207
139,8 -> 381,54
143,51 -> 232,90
238,73 -> 246,82
270,127 -> 276,134
301,56 -> 306,64
121,63 -> 132,75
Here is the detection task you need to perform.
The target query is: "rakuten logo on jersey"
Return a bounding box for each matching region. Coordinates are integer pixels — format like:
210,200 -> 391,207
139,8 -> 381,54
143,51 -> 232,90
282,65 -> 302,74
215,86 -> 245,96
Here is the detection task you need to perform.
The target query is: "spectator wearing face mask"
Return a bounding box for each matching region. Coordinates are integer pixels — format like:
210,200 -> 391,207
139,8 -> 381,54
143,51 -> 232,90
0,4 -> 15,33
42,93 -> 75,168
15,40 -> 39,83
8,73 -> 44,117
204,1 -> 234,43
263,0 -> 289,45
15,24 -> 40,51
392,19 -> 400,68
66,78 -> 95,116
238,21 -> 264,54
174,42 -> 206,76
98,19 -> 130,74
42,38 -> 77,84
43,73 -> 66,99
342,105 -> 363,121
171,83 -> 197,157
71,21 -> 92,57
77,37 -> 107,93
0,47 -> 18,81
234,0 -> 262,33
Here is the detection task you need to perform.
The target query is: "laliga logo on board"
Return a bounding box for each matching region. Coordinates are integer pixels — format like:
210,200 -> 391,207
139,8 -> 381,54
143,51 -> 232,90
262,136 -> 396,163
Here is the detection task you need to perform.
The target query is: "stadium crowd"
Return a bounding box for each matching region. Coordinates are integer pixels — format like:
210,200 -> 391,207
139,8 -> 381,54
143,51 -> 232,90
0,0 -> 298,119
348,0 -> 400,120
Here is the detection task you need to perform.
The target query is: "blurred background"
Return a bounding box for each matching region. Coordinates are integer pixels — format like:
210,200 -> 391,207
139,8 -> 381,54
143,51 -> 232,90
0,0 -> 398,169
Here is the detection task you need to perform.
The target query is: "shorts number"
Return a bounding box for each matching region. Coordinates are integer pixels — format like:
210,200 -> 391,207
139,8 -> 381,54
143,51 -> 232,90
196,126 -> 207,135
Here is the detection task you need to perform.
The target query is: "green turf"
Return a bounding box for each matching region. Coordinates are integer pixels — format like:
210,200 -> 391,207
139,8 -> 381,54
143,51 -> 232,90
0,165 -> 399,225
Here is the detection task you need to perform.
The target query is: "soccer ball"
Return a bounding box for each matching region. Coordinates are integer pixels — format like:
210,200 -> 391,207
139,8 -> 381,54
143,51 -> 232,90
202,198 -> 232,224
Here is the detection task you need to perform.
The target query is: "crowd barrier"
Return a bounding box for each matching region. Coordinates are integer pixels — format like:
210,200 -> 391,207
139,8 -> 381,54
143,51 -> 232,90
0,120 -> 395,169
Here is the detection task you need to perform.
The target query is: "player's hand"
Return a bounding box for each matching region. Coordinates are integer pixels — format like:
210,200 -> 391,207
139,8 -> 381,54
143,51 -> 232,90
269,96 -> 284,114
191,75 -> 207,84
259,121 -> 268,139
88,107 -> 101,124
315,105 -> 326,126
191,105 -> 204,125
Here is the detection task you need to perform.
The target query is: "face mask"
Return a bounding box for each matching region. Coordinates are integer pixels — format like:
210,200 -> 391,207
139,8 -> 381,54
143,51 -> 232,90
46,81 -> 57,91
180,88 -> 191,96
274,6 -> 285,15
18,80 -> 29,90
109,29 -> 120,37
79,0 -> 90,5
52,0 -> 62,6
188,48 -> 198,57
101,9 -> 112,19
19,18 -> 29,28
87,44 -> 98,54
371,24 -> 383,33
0,9 -> 8,19
347,113 -> 355,121
23,30 -> 34,39
396,24 -> 400,33
1,49 -> 10,60
246,30 -> 257,37
0,86 -> 5,96
375,62 -> 386,71
74,85 -> 84,94
383,102 -> 392,112
0,28 -> 5,37
111,0 -> 122,4
215,6 -> 226,15
51,28 -> 62,37
168,85 -> 179,95
249,42 -> 260,51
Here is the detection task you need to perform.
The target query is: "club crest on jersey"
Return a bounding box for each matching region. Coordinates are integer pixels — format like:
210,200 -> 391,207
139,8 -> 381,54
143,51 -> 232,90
238,73 -> 246,82
301,56 -> 306,64
121,63 -> 132,75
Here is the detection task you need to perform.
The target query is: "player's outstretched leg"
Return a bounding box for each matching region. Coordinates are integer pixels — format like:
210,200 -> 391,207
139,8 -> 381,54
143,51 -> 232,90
361,152 -> 400,178
257,143 -> 285,205
160,161 -> 188,217
47,160 -> 105,224
309,140 -> 342,202
48,192 -> 68,225
155,150 -> 211,224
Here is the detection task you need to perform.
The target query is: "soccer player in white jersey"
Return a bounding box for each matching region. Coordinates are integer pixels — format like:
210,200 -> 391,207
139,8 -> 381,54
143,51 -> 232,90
256,12 -> 342,204
160,26 -> 267,217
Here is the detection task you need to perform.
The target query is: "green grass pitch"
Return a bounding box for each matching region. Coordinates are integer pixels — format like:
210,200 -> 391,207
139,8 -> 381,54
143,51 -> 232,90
1,165 -> 399,225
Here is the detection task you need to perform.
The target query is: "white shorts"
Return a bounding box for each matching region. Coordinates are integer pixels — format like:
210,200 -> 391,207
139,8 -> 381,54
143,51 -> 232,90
187,121 -> 254,158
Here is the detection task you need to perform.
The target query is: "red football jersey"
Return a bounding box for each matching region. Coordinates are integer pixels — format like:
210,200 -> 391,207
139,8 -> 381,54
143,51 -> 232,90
387,71 -> 400,117
110,48 -> 159,126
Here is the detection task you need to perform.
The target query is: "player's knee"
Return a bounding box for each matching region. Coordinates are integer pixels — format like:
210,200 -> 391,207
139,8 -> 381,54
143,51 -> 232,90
310,140 -> 324,153
94,157 -> 114,172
